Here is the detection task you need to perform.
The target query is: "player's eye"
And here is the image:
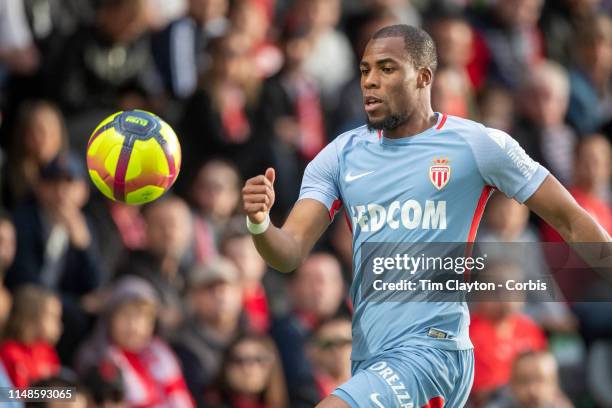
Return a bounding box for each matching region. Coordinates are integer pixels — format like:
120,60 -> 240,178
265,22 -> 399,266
360,68 -> 370,75
382,67 -> 395,74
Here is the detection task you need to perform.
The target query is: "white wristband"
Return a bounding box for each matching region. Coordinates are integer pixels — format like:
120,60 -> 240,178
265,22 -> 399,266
246,214 -> 270,235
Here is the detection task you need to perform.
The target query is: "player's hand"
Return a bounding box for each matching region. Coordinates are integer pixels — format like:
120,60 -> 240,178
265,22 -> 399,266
243,168 -> 275,223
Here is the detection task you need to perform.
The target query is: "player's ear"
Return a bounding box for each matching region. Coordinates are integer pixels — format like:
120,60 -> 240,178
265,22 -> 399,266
417,67 -> 433,88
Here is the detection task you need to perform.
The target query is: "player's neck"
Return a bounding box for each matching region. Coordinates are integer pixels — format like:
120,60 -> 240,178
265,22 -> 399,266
382,109 -> 437,139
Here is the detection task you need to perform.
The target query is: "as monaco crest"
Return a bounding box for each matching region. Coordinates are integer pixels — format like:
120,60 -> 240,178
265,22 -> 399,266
429,158 -> 451,190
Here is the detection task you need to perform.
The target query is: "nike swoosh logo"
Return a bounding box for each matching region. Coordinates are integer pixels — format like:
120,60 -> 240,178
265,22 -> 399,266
345,171 -> 375,182
370,393 -> 385,408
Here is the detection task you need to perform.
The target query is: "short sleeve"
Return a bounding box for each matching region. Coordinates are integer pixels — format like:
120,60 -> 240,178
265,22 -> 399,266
298,140 -> 340,212
468,126 -> 550,203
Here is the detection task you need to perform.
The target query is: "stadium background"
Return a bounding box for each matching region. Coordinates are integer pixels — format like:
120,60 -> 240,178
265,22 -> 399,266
0,0 -> 611,406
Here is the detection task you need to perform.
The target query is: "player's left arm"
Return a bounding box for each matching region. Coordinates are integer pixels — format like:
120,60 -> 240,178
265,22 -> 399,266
471,125 -> 610,245
525,175 -> 611,243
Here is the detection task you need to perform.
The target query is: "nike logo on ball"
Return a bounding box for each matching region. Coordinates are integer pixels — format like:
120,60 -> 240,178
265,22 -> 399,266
345,170 -> 375,182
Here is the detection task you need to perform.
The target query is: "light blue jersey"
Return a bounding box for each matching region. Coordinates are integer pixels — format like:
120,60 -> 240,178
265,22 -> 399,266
298,113 -> 549,362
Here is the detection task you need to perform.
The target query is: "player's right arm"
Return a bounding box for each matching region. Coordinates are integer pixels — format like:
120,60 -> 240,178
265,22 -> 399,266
243,139 -> 342,272
242,168 -> 331,272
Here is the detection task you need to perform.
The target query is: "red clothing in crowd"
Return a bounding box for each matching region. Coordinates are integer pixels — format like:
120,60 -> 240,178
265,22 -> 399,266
103,338 -> 194,408
109,202 -> 146,250
470,312 -> 547,394
0,340 -> 60,388
295,76 -> 326,161
242,284 -> 270,333
313,371 -> 339,401
193,215 -> 217,263
466,31 -> 491,91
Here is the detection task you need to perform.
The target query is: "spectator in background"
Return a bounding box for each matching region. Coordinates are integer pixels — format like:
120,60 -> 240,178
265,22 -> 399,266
478,192 -> 577,333
485,351 -> 573,408
220,221 -> 270,333
513,60 -> 576,185
567,14 -> 612,134
0,214 -> 15,277
228,0 -> 281,79
431,65 -> 473,118
470,260 -> 548,407
180,36 -> 264,184
85,196 -> 146,278
77,276 -> 194,408
256,25 -> 325,217
480,191 -> 542,242
427,13 -> 477,91
19,0 -> 95,76
298,0 -> 355,112
540,0 -> 603,66
542,134 -> 611,241
470,0 -> 544,89
477,86 -> 514,132
172,257 -> 246,404
145,0 -> 188,30
479,193 -> 535,240
427,12 -> 477,118
115,195 -> 193,334
49,0 -> 158,115
0,0 -> 39,77
7,152 -> 102,363
270,253 -> 345,404
570,134 -> 611,226
363,0 -> 421,27
203,334 -> 288,408
153,0 -> 229,99
0,215 -> 15,331
3,100 -> 67,208
189,159 -> 241,261
80,361 -> 126,408
0,285 -> 62,388
296,317 -> 352,407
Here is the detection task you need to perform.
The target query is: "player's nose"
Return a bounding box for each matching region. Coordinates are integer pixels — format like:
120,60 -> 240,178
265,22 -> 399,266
362,71 -> 380,89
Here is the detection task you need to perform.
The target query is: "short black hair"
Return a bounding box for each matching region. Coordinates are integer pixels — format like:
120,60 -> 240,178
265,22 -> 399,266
371,24 -> 438,72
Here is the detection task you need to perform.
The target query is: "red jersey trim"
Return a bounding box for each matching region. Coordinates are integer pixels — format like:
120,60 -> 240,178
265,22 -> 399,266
436,113 -> 448,130
329,199 -> 343,220
422,396 -> 445,408
467,186 -> 493,242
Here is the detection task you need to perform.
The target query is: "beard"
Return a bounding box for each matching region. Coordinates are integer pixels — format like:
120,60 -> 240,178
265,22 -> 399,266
366,111 -> 409,131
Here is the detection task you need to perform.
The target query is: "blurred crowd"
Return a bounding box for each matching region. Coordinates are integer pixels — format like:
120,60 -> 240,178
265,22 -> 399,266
0,0 -> 611,407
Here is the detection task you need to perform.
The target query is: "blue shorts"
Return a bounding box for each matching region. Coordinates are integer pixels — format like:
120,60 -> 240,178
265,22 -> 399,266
332,346 -> 474,408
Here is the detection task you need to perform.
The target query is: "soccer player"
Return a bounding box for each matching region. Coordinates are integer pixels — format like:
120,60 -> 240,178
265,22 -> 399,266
241,25 -> 611,407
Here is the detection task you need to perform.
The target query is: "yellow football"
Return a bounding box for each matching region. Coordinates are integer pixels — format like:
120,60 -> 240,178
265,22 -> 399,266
86,110 -> 181,205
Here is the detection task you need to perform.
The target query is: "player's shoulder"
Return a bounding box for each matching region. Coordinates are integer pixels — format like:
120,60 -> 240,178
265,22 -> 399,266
443,114 -> 512,147
331,124 -> 376,150
442,114 -> 488,137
